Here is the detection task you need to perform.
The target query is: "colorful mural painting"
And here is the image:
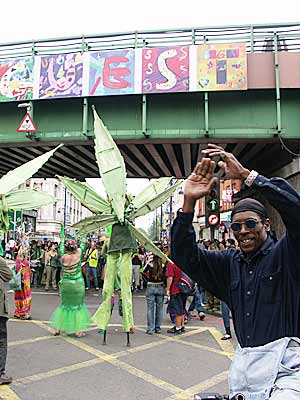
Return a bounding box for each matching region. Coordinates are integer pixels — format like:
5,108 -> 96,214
195,43 -> 247,91
0,58 -> 34,102
142,46 -> 189,93
38,53 -> 83,99
0,43 -> 247,102
89,49 -> 135,96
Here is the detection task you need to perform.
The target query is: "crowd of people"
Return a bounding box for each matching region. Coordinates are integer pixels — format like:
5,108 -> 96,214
1,233 -> 235,334
0,145 -> 299,398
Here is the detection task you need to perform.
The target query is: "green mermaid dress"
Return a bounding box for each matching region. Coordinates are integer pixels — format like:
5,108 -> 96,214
50,241 -> 91,334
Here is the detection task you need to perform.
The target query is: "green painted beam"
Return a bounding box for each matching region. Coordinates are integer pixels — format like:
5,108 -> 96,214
1,89 -> 300,145
0,128 -> 288,145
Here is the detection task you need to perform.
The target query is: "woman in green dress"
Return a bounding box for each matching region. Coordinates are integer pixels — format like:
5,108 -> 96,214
50,239 -> 91,337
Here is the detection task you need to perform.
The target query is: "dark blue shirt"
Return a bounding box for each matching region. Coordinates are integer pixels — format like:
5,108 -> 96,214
171,175 -> 300,348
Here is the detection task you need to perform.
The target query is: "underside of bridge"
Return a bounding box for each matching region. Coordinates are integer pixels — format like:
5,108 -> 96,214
0,138 -> 298,180
0,88 -> 299,180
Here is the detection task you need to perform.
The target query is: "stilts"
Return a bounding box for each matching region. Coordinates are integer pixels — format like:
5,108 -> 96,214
103,330 -> 107,345
126,332 -> 130,347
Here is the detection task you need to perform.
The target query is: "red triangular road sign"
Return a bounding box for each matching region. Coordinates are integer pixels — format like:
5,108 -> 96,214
16,113 -> 37,133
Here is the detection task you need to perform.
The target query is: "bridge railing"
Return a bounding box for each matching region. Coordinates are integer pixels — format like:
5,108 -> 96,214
0,23 -> 300,59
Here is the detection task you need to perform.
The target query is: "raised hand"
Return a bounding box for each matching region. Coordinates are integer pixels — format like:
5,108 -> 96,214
183,158 -> 217,212
201,144 -> 250,181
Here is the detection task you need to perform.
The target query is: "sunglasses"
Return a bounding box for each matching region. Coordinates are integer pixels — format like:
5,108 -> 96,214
231,219 -> 262,232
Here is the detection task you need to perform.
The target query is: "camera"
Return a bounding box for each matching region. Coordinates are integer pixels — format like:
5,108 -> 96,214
194,394 -> 245,400
194,394 -> 229,400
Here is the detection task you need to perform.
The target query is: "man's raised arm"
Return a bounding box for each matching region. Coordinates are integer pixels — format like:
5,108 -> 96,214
171,157 -> 231,302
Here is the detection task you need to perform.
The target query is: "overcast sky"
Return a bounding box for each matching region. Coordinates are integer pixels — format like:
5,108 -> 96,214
1,0 -> 297,44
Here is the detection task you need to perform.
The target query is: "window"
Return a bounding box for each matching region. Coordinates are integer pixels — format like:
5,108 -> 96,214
53,202 -> 57,220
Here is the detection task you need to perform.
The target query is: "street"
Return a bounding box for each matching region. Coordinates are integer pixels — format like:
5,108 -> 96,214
0,289 -> 235,400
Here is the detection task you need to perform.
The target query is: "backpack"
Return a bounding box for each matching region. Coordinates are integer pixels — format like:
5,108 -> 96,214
177,271 -> 195,295
8,267 -> 22,291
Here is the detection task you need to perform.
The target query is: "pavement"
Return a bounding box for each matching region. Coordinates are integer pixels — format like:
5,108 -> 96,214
0,288 -> 237,400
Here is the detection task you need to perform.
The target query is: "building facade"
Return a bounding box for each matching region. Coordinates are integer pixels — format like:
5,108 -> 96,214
21,178 -> 91,241
160,179 -> 241,242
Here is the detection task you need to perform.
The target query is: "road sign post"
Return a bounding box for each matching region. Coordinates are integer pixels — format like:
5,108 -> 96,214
205,176 -> 220,240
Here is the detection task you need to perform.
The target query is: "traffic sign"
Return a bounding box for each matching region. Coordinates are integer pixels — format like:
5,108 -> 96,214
16,113 -> 37,133
208,214 -> 219,226
207,198 -> 219,211
205,177 -> 220,229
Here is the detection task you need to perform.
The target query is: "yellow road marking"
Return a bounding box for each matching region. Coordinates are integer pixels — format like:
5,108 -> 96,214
59,327 -> 217,396
9,319 -> 201,330
166,370 -> 228,400
133,327 -> 230,357
15,319 -> 231,399
117,327 -> 207,357
32,323 -> 184,396
110,358 -> 183,395
8,319 -> 51,324
165,336 -> 231,357
13,358 -> 103,386
9,336 -> 55,347
9,326 -> 206,390
208,327 -> 234,359
62,336 -> 116,361
0,386 -> 21,400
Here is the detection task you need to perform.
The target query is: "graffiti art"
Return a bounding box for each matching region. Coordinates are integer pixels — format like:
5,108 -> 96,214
38,53 -> 83,99
0,58 -> 34,102
141,46 -> 189,93
89,49 -> 135,96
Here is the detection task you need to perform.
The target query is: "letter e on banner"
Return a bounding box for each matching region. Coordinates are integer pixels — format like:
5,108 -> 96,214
103,56 -> 131,89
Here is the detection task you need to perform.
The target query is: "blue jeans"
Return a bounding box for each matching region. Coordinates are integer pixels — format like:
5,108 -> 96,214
188,286 -> 205,314
85,264 -> 98,289
146,284 -> 164,333
221,301 -> 231,335
229,337 -> 300,400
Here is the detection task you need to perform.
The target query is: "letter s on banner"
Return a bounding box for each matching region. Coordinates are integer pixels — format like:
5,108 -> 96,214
156,49 -> 177,90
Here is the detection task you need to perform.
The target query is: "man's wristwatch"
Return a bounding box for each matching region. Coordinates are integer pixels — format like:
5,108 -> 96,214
244,170 -> 259,187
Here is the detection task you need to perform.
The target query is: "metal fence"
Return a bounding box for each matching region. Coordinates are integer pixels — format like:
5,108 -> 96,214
0,23 -> 300,59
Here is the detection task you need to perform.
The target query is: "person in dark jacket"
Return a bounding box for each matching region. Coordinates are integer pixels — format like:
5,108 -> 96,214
0,257 -> 13,384
171,144 -> 300,400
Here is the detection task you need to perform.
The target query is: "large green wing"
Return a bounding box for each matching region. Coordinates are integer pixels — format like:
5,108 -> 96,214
0,144 -> 63,195
72,214 -> 116,234
129,178 -> 183,219
93,107 -> 126,223
131,178 -> 171,209
127,222 -> 172,263
57,176 -> 110,214
0,190 -> 54,233
3,190 -> 54,210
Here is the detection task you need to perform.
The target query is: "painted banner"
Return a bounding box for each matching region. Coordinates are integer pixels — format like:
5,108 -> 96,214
89,49 -> 135,96
195,43 -> 247,91
0,57 -> 34,102
141,46 -> 189,93
38,53 -> 83,99
0,43 -> 247,102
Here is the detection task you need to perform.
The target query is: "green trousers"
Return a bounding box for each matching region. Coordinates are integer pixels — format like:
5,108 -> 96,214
92,250 -> 133,332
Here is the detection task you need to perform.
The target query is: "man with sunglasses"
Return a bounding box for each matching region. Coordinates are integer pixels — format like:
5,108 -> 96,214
171,144 -> 300,400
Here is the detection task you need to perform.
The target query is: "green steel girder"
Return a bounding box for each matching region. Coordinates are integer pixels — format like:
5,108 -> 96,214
0,89 -> 299,146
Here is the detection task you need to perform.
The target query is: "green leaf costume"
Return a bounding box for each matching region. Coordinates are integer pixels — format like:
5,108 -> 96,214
58,108 -> 182,335
0,145 -> 62,232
